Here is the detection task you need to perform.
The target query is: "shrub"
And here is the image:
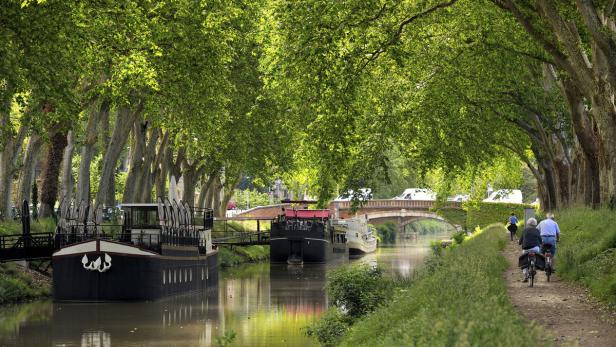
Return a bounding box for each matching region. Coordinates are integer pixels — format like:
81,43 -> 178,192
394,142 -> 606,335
464,201 -> 533,229
305,308 -> 349,347
452,231 -> 466,245
327,264 -> 393,320
337,226 -> 543,347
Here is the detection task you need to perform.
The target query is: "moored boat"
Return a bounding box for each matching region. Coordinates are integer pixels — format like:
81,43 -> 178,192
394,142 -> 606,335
52,198 -> 217,301
270,207 -> 348,264
332,217 -> 377,257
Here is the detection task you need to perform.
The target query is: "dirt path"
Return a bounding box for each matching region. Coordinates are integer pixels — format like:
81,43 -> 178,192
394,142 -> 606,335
503,241 -> 616,346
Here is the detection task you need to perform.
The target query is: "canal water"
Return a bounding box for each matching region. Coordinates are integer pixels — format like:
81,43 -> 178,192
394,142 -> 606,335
0,233 -> 448,347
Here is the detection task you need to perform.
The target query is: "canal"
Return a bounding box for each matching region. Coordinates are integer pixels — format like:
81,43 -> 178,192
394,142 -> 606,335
0,232 -> 450,347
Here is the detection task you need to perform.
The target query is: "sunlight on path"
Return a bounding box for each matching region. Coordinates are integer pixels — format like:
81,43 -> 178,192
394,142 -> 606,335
503,241 -> 616,346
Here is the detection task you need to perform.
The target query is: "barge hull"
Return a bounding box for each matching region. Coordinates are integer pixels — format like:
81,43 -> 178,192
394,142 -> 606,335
53,240 -> 217,302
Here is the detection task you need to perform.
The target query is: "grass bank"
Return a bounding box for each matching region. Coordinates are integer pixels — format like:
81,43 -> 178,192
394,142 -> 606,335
0,220 -> 54,304
0,218 -> 56,235
555,208 -> 616,306
333,225 -> 544,346
0,263 -> 50,304
218,245 -> 270,267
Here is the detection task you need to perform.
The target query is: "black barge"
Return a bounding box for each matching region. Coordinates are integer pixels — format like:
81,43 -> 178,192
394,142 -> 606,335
52,198 -> 217,301
270,208 -> 347,264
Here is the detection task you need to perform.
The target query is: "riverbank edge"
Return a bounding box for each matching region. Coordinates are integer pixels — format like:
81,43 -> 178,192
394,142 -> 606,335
218,245 -> 270,267
331,225 -> 545,346
0,263 -> 51,305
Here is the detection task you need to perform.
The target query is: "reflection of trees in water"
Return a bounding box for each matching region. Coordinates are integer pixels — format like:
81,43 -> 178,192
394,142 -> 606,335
405,219 -> 456,235
1,292 -> 220,347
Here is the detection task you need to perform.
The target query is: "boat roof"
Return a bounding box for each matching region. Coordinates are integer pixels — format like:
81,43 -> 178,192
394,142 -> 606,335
285,209 -> 330,219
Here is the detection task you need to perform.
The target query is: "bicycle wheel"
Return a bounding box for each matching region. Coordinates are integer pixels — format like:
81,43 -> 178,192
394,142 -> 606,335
529,264 -> 535,287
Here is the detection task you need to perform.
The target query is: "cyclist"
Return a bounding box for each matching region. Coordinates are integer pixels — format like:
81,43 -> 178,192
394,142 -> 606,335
538,212 -> 560,267
507,212 -> 519,241
518,217 -> 541,282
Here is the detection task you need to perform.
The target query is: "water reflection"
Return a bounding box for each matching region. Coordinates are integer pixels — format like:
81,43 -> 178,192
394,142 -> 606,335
0,234 -> 443,347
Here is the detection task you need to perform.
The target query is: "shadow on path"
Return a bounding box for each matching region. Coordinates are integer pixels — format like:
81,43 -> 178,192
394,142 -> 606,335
503,240 -> 616,346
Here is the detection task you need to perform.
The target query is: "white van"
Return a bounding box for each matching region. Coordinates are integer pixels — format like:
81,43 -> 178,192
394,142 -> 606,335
393,188 -> 436,201
483,189 -> 523,204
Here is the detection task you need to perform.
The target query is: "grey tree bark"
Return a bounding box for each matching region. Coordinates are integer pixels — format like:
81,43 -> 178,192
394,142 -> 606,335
0,94 -> 28,219
76,99 -> 109,203
95,102 -> 143,207
17,133 -> 42,206
60,130 -> 75,201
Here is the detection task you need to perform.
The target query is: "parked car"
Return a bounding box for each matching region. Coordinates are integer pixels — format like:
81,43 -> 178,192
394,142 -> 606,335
393,188 -> 436,201
334,188 -> 373,202
483,189 -> 523,204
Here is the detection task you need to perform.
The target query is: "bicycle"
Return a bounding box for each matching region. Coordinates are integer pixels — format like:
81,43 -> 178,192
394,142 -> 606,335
527,251 -> 537,287
542,243 -> 554,282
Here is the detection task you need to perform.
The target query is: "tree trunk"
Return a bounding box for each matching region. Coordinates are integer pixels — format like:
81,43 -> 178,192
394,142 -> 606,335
212,176 -> 222,217
17,133 -> 42,207
562,79 -> 602,208
155,137 -> 171,199
76,99 -> 109,203
95,103 -> 143,207
60,130 -> 75,201
123,120 -> 146,203
39,129 -> 69,218
197,173 -> 217,208
0,103 -> 28,219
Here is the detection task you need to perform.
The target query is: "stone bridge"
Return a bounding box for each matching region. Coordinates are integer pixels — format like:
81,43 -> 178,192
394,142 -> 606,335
236,200 -> 462,231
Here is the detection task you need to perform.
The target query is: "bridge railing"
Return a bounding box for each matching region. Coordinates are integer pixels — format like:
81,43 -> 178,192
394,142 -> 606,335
331,199 -> 461,210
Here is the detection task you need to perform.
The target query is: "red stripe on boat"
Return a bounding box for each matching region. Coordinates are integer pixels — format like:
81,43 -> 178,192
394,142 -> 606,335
285,209 -> 330,219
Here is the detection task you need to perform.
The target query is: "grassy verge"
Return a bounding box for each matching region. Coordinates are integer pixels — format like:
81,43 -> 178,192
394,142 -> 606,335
329,225 -> 543,346
0,218 -> 56,235
218,245 -> 270,267
0,263 -> 51,304
554,208 -> 616,306
0,220 -> 54,304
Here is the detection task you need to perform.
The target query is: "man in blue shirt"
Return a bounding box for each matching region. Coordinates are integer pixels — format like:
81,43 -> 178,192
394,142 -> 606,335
507,213 -> 519,241
538,213 -> 560,256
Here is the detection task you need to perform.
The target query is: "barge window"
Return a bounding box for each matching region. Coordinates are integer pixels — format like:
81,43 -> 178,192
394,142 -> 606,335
185,269 -> 188,282
180,270 -> 183,283
190,269 -> 193,282
168,270 -> 171,284
163,270 -> 166,285
206,267 -> 209,280
174,270 -> 177,283
202,268 -> 204,281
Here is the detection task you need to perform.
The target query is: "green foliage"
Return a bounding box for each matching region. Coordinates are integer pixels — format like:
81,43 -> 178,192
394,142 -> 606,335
215,329 -> 237,347
327,264 -> 393,320
373,222 -> 396,244
435,207 -> 467,228
452,231 -> 466,245
218,245 -> 270,268
338,226 -> 544,346
0,263 -> 50,304
233,189 -> 271,210
406,219 -> 455,235
305,308 -> 349,347
555,208 -> 616,306
0,219 -> 56,236
465,202 -> 533,229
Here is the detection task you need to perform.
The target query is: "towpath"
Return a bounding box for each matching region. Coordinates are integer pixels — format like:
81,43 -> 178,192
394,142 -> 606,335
503,241 -> 616,346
